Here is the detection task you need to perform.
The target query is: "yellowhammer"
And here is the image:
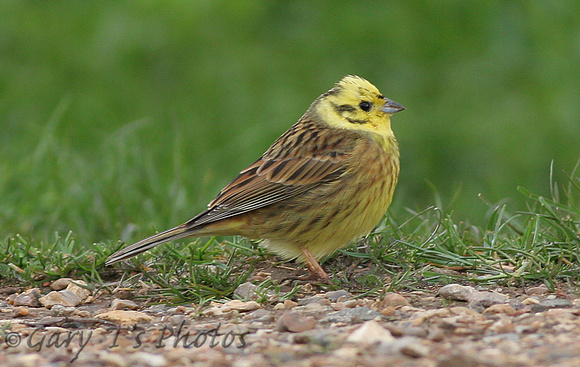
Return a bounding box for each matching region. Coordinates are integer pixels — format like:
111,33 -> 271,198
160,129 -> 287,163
106,75 -> 404,280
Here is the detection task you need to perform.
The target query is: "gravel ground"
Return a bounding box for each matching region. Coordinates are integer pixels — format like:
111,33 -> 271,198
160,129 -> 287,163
1,279 -> 580,366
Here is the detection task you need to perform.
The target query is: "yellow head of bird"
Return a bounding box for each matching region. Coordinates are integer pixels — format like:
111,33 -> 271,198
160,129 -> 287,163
312,75 -> 405,135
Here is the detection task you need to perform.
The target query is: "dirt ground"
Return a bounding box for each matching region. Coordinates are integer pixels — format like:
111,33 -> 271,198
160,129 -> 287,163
1,265 -> 580,367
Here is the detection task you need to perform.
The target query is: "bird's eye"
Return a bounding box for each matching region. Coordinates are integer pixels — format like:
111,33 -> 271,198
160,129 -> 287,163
359,101 -> 372,112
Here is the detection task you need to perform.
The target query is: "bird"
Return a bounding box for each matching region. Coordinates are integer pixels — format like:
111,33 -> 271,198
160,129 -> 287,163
106,75 -> 404,280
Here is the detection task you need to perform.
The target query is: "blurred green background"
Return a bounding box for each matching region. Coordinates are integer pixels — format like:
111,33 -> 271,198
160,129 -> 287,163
1,1 -> 579,244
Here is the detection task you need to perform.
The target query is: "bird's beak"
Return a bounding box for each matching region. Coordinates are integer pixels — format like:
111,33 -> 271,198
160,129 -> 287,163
381,99 -> 405,114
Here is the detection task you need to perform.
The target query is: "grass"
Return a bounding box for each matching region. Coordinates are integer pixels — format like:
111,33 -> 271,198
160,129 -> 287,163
1,160 -> 578,303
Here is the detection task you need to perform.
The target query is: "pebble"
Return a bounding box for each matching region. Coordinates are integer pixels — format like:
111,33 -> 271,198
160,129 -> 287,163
346,320 -> 394,344
342,299 -> 359,308
13,306 -> 29,317
381,306 -> 396,316
383,336 -> 429,358
223,300 -> 261,312
50,278 -> 73,291
531,298 -> 572,312
527,285 -> 549,296
399,325 -> 428,338
65,280 -> 92,301
234,281 -> 276,300
321,306 -> 382,324
202,300 -> 261,317
167,314 -> 185,326
437,351 -> 484,367
96,353 -> 127,367
95,310 -> 154,325
73,309 -> 92,318
50,304 -> 76,316
482,303 -> 518,316
276,310 -> 317,332
522,297 -> 540,305
292,328 -> 336,348
13,288 -> 41,307
381,293 -> 411,308
325,290 -> 351,302
298,295 -> 330,306
128,352 -> 167,367
39,290 -> 82,308
487,316 -> 516,334
438,284 -> 475,301
467,291 -> 507,309
111,299 -> 140,310
242,308 -> 274,323
427,327 -> 445,342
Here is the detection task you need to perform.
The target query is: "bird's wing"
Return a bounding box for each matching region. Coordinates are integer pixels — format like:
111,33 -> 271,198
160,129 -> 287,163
186,124 -> 358,227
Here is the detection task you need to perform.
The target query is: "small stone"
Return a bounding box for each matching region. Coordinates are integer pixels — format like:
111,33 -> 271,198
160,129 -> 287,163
128,352 -> 166,367
467,291 -> 507,309
347,320 -> 394,344
13,306 -> 29,317
321,306 -> 382,324
51,305 -> 76,316
223,299 -> 261,312
12,355 -> 44,367
437,351 -> 482,367
332,346 -> 360,359
397,337 -> 429,358
298,295 -> 330,306
96,353 -> 127,367
545,308 -> 576,319
273,299 -> 297,310
527,285 -> 549,296
242,308 -> 274,322
39,290 -> 82,308
95,310 -> 153,325
111,299 -> 140,310
298,302 -> 334,313
66,280 -> 92,302
438,284 -> 475,301
13,288 -> 41,307
482,303 -> 518,316
399,325 -> 428,338
167,315 -> 185,326
381,306 -> 396,316
276,310 -> 317,332
51,278 -> 73,291
326,290 -> 351,302
74,309 -> 92,318
531,298 -> 572,312
234,281 -> 276,300
427,327 -> 445,342
522,297 -> 540,305
381,293 -> 411,308
201,306 -> 224,317
284,299 -> 298,309
144,304 -> 170,314
342,299 -> 359,308
487,316 -> 515,334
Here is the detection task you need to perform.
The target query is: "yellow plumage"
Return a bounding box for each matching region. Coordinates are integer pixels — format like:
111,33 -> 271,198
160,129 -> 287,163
106,75 -> 404,279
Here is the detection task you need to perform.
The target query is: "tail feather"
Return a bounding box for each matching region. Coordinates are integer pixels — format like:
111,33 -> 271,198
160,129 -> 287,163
105,225 -> 191,265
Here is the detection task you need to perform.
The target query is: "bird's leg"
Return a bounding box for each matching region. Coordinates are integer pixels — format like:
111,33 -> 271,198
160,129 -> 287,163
301,248 -> 329,280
